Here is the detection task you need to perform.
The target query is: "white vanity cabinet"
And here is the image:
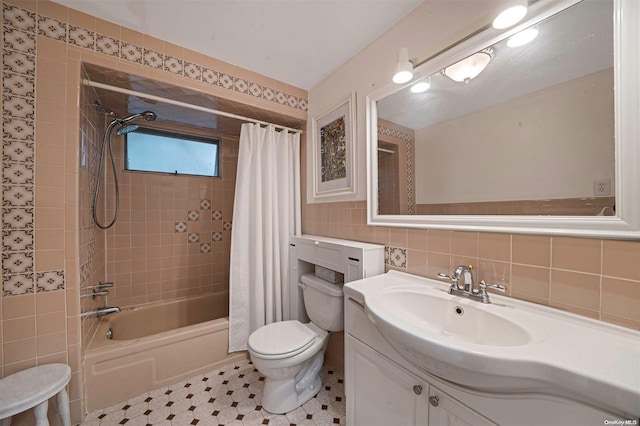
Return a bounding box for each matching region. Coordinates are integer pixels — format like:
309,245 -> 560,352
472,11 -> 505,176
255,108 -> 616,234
347,335 -> 495,426
344,297 -> 625,426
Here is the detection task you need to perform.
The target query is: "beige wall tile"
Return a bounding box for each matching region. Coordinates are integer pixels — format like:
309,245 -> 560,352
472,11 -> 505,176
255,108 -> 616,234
511,264 -> 550,302
3,317 -> 36,342
428,230 -> 451,254
550,270 -> 600,311
4,337 -> 37,364
602,240 -> 640,281
552,237 -> 602,274
601,277 -> 640,321
478,233 -> 510,262
3,295 -> 36,319
451,231 -> 478,257
512,234 -> 551,267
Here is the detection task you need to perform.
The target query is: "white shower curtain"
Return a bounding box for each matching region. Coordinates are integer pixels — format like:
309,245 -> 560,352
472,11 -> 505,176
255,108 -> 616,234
228,123 -> 301,353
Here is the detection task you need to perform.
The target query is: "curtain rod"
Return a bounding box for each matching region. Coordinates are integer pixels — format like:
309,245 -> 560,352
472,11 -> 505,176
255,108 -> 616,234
82,79 -> 303,134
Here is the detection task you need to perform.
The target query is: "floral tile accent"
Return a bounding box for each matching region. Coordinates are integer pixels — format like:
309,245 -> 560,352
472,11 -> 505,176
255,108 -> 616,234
2,72 -> 35,98
3,161 -> 34,185
38,15 -> 67,41
3,95 -> 35,120
3,139 -> 34,163
36,270 -> 65,291
187,233 -> 200,243
3,4 -> 37,32
3,119 -> 35,140
163,55 -> 183,75
223,221 -> 232,231
3,26 -> 36,54
275,91 -> 287,105
95,34 -> 120,57
384,246 -> 390,264
2,229 -> 33,251
262,87 -> 275,102
388,247 -> 407,269
234,78 -> 248,94
2,272 -> 33,296
298,99 -> 308,111
201,67 -> 218,85
199,199 -> 211,210
2,250 -> 34,275
287,95 -> 299,109
2,207 -> 34,229
248,83 -> 262,98
187,210 -> 200,221
143,49 -> 164,70
120,41 -> 143,64
3,49 -> 36,76
212,210 -> 222,221
68,25 -> 94,49
212,231 -> 222,242
184,62 -> 201,81
219,73 -> 234,89
174,221 -> 187,233
200,243 -> 211,253
2,185 -> 34,206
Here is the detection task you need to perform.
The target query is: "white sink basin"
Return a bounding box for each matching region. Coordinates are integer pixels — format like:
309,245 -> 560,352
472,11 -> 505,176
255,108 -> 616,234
345,270 -> 640,417
372,290 -> 531,346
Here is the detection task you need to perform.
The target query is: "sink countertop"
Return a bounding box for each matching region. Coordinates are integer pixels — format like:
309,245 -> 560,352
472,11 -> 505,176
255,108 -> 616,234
344,270 -> 640,417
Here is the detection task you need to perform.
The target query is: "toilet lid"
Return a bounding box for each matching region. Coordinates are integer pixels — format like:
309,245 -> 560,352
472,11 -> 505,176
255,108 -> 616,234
248,320 -> 316,358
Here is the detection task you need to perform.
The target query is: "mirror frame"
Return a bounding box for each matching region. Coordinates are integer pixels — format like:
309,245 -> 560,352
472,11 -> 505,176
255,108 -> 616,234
367,0 -> 640,239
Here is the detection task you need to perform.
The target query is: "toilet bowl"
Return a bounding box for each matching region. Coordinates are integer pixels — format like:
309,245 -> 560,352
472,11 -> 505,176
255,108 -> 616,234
248,273 -> 344,414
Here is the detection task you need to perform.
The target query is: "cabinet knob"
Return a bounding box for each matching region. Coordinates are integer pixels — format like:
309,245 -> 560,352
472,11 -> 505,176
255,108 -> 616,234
429,395 -> 439,407
412,385 -> 422,395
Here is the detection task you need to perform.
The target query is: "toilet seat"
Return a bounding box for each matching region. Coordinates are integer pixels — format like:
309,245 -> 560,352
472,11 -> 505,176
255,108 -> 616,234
248,320 -> 316,360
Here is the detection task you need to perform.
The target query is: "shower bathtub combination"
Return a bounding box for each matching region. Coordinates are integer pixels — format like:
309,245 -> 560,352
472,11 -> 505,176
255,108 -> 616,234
84,291 -> 247,412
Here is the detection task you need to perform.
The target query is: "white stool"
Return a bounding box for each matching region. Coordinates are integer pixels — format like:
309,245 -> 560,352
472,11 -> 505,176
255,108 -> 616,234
0,364 -> 71,426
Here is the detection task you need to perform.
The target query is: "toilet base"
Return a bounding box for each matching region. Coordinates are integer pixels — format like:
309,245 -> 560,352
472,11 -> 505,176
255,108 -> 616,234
261,349 -> 324,414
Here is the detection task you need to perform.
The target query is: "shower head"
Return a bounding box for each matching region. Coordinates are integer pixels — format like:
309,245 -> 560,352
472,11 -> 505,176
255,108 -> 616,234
116,124 -> 139,135
118,111 -> 158,125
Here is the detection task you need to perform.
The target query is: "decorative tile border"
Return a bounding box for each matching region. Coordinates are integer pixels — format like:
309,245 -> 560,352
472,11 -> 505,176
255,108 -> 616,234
387,247 -> 407,269
174,200 -> 231,244
4,2 -> 307,112
2,3 -> 38,296
378,124 -> 415,215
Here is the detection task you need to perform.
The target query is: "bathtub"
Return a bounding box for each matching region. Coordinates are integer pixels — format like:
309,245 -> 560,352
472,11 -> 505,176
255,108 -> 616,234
83,292 -> 248,412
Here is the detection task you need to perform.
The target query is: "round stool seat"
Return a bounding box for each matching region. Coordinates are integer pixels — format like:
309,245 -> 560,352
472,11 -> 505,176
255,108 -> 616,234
0,364 -> 71,426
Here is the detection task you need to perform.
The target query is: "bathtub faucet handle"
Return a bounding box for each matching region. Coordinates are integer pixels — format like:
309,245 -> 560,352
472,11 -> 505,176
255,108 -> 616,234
98,281 -> 114,289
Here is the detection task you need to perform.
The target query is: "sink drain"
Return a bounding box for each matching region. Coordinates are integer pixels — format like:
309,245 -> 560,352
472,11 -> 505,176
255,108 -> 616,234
454,306 -> 464,315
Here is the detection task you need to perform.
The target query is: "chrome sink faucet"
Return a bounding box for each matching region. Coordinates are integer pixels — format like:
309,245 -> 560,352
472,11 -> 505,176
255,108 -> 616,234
438,265 -> 507,303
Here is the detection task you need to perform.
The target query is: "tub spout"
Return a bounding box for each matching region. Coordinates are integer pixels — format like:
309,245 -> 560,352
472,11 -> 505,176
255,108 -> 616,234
95,307 -> 120,317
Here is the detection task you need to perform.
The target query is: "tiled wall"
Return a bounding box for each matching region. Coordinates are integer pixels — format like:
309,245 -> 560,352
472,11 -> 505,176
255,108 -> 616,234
377,119 -> 415,215
103,127 -> 238,309
1,0 -> 307,422
302,200 -> 640,331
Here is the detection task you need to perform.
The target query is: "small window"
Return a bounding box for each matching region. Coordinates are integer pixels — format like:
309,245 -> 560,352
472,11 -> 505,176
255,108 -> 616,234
125,128 -> 220,177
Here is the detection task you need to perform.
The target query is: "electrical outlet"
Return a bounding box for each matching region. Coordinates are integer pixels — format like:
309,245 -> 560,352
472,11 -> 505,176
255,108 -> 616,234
593,179 -> 611,196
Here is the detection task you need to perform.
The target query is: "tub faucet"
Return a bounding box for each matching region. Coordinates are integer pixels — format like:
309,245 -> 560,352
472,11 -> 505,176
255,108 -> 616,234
95,307 -> 120,317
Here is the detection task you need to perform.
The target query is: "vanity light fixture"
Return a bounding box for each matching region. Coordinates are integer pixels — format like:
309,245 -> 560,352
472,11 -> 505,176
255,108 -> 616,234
442,48 -> 494,83
392,47 -> 414,84
410,76 -> 431,93
492,0 -> 528,29
507,28 -> 539,47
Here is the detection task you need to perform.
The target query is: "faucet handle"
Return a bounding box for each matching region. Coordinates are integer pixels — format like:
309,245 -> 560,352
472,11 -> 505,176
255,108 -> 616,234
478,280 -> 507,293
437,273 -> 453,281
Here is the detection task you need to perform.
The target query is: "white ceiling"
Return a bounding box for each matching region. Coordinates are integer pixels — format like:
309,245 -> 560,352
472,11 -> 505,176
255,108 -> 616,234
52,0 -> 423,90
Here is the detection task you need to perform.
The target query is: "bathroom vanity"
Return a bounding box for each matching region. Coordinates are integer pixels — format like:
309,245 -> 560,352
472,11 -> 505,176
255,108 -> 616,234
344,271 -> 639,425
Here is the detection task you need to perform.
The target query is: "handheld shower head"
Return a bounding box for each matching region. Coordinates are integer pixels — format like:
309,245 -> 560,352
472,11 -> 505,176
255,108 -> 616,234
116,124 -> 139,135
118,111 -> 157,125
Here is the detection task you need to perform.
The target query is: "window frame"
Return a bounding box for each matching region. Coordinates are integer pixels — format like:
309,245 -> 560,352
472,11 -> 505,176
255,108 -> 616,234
123,126 -> 221,178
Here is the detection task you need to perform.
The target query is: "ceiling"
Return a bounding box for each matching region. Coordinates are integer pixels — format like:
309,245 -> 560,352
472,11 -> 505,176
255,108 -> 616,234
53,0 -> 423,90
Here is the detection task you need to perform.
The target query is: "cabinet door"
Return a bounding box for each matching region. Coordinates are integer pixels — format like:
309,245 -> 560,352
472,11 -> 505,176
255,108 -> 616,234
427,387 -> 497,426
346,336 -> 428,426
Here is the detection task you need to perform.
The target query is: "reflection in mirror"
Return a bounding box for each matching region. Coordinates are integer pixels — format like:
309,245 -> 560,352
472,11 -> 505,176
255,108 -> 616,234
376,0 -> 614,216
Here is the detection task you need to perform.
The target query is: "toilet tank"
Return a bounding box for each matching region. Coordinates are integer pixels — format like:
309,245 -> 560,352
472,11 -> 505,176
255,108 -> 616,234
300,273 -> 344,331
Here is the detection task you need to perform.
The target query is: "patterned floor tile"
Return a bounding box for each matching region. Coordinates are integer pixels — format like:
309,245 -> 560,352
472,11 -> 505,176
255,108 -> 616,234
82,360 -> 346,426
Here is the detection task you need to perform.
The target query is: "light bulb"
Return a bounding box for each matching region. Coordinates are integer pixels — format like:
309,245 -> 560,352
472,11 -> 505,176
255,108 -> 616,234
411,80 -> 430,93
392,47 -> 414,84
507,28 -> 538,47
492,1 -> 528,29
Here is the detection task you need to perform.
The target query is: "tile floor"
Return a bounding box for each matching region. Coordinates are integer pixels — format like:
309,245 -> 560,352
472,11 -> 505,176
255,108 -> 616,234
82,360 -> 346,426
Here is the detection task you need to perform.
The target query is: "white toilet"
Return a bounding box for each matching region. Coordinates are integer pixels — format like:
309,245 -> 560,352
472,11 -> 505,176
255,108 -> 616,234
248,272 -> 344,414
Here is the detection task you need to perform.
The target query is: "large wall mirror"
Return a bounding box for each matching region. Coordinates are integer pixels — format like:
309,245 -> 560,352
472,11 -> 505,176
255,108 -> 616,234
367,0 -> 640,239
